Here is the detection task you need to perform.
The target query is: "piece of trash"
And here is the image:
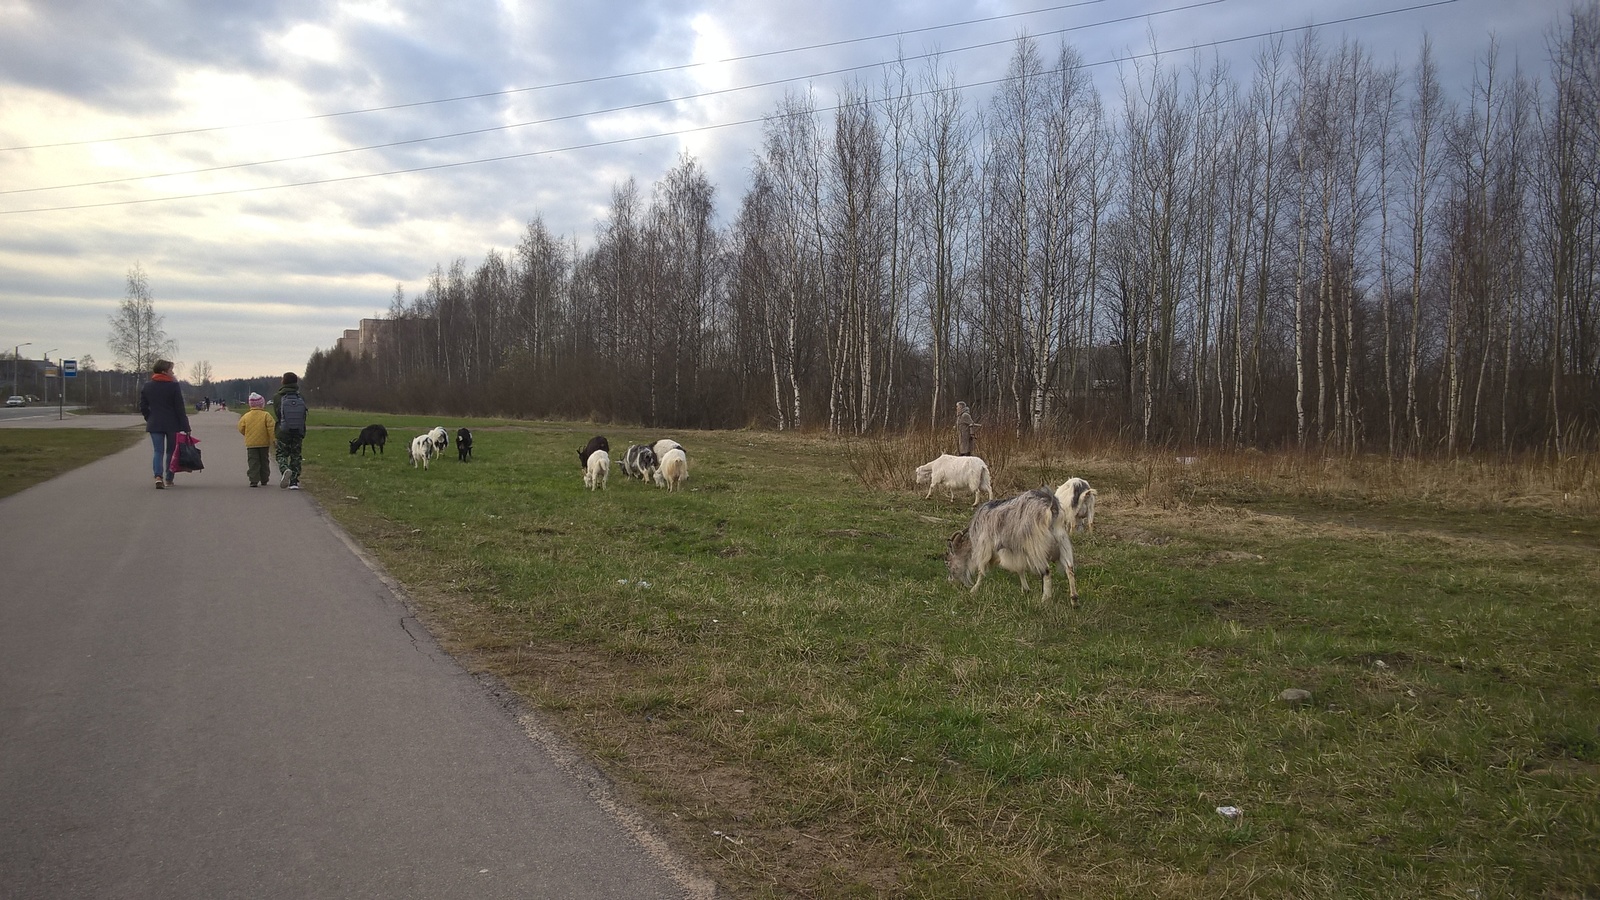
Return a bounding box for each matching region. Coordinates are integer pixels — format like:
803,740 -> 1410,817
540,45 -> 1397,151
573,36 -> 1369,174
618,579 -> 630,585
637,581 -> 651,588
1216,806 -> 1243,820
711,830 -> 744,845
734,709 -> 745,714
1177,456 -> 1199,465
1374,659 -> 1388,669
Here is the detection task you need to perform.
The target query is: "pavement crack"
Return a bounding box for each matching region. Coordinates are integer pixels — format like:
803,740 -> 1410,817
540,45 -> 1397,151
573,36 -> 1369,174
399,615 -> 434,658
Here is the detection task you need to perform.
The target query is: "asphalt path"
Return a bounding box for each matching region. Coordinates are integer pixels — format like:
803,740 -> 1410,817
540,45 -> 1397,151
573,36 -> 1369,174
0,411 -> 710,899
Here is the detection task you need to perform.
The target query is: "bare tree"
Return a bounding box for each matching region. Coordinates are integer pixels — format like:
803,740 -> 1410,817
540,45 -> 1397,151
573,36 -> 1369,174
106,263 -> 176,386
1538,2 -> 1600,453
912,58 -> 976,429
1403,38 -> 1446,451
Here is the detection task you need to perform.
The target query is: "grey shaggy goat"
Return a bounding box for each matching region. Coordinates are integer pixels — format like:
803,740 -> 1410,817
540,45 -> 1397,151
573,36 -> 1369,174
945,488 -> 1079,605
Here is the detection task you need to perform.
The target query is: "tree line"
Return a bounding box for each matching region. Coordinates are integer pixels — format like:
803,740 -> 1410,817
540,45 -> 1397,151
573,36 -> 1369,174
307,5 -> 1600,456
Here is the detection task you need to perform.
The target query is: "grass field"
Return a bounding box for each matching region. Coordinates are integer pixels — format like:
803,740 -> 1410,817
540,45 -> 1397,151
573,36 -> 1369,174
0,428 -> 142,500
300,411 -> 1600,898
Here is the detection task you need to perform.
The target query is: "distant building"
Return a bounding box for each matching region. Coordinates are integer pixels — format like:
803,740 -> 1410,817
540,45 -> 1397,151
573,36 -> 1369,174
332,317 -> 435,361
334,328 -> 361,357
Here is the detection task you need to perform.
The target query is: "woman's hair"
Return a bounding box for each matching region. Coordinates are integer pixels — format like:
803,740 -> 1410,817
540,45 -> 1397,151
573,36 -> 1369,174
152,359 -> 174,374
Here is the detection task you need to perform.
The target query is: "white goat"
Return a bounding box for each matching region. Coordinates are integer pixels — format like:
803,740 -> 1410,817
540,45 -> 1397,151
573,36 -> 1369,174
1053,477 -> 1097,534
915,453 -> 994,507
945,488 -> 1079,605
428,426 -> 449,454
655,447 -> 689,492
409,433 -> 437,470
584,449 -> 610,491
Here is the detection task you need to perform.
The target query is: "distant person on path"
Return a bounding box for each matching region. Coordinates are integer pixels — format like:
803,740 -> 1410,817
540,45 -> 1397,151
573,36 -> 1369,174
137,359 -> 191,490
270,372 -> 308,490
955,401 -> 979,457
237,392 -> 277,488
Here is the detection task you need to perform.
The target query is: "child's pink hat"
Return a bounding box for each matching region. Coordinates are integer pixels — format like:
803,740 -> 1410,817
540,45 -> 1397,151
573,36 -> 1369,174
248,392 -> 265,408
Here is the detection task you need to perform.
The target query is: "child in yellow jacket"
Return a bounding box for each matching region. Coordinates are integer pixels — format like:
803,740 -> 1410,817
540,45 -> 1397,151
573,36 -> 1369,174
237,392 -> 277,487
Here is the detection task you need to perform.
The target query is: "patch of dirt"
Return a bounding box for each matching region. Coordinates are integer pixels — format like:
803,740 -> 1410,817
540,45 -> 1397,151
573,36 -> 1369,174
1526,759 -> 1600,778
1198,595 -> 1282,627
1181,550 -> 1266,568
1103,524 -> 1173,546
1343,650 -> 1417,670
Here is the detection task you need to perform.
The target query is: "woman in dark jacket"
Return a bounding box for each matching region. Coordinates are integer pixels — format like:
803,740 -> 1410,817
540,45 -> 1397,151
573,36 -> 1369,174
138,359 -> 191,489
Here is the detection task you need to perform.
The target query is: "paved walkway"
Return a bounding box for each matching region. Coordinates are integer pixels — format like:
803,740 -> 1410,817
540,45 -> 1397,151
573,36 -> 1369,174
0,411 -> 710,899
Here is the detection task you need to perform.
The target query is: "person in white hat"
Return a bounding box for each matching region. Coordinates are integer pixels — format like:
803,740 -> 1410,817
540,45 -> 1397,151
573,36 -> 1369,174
237,392 -> 277,487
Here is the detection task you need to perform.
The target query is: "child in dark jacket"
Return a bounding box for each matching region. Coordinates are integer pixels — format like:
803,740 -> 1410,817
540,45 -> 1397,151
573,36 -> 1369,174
270,372 -> 308,490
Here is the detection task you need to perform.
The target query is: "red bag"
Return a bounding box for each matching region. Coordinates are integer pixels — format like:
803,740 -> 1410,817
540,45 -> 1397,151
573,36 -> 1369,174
170,432 -> 204,473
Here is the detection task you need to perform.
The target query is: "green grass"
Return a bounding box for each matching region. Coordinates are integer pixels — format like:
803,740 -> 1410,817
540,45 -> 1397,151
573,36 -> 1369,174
300,418 -> 1600,898
0,428 -> 142,499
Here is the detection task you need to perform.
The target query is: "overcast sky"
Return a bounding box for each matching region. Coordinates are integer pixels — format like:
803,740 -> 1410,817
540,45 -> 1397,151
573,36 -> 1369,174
0,0 -> 1568,381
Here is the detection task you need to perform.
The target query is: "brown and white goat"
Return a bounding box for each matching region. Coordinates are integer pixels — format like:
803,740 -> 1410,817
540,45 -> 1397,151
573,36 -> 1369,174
1053,476 -> 1097,534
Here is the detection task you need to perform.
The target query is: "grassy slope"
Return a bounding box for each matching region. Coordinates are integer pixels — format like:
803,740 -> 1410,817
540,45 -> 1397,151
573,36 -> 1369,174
303,411 -> 1600,899
0,428 -> 142,500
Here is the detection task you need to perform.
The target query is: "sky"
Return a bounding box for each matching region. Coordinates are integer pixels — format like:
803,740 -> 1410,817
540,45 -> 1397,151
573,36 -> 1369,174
0,0 -> 1570,381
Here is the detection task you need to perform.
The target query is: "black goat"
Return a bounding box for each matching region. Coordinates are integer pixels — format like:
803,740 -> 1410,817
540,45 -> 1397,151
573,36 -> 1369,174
578,435 -> 609,468
349,424 -> 388,456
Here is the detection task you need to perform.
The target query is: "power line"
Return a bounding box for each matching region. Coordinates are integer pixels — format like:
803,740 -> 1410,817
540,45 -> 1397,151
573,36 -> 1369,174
0,0 -> 1110,153
0,0 -> 1460,216
1,0 -> 1221,197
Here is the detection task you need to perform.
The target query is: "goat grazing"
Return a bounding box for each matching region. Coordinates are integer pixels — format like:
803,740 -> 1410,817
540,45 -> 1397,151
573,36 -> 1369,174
457,427 -> 474,462
655,446 -> 689,492
349,423 -> 388,456
915,453 -> 994,507
946,489 -> 1079,605
621,443 -> 658,480
1054,477 -> 1097,534
651,438 -> 683,459
427,426 -> 449,453
409,433 -> 438,470
583,449 -> 610,490
578,435 -> 610,469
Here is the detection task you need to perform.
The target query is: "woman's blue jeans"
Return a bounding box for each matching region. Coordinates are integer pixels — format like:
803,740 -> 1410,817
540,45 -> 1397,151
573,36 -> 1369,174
149,432 -> 177,481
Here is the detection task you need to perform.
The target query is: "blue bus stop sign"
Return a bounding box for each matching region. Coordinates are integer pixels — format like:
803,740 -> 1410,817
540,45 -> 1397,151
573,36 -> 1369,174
62,359 -> 77,378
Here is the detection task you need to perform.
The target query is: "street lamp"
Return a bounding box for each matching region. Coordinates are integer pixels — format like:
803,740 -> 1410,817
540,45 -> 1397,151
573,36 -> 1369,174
12,342 -> 29,398
43,349 -> 57,403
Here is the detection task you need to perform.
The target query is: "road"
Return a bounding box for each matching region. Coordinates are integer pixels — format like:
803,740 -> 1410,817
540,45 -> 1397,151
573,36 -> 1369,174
0,410 -> 712,899
0,405 -> 82,425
